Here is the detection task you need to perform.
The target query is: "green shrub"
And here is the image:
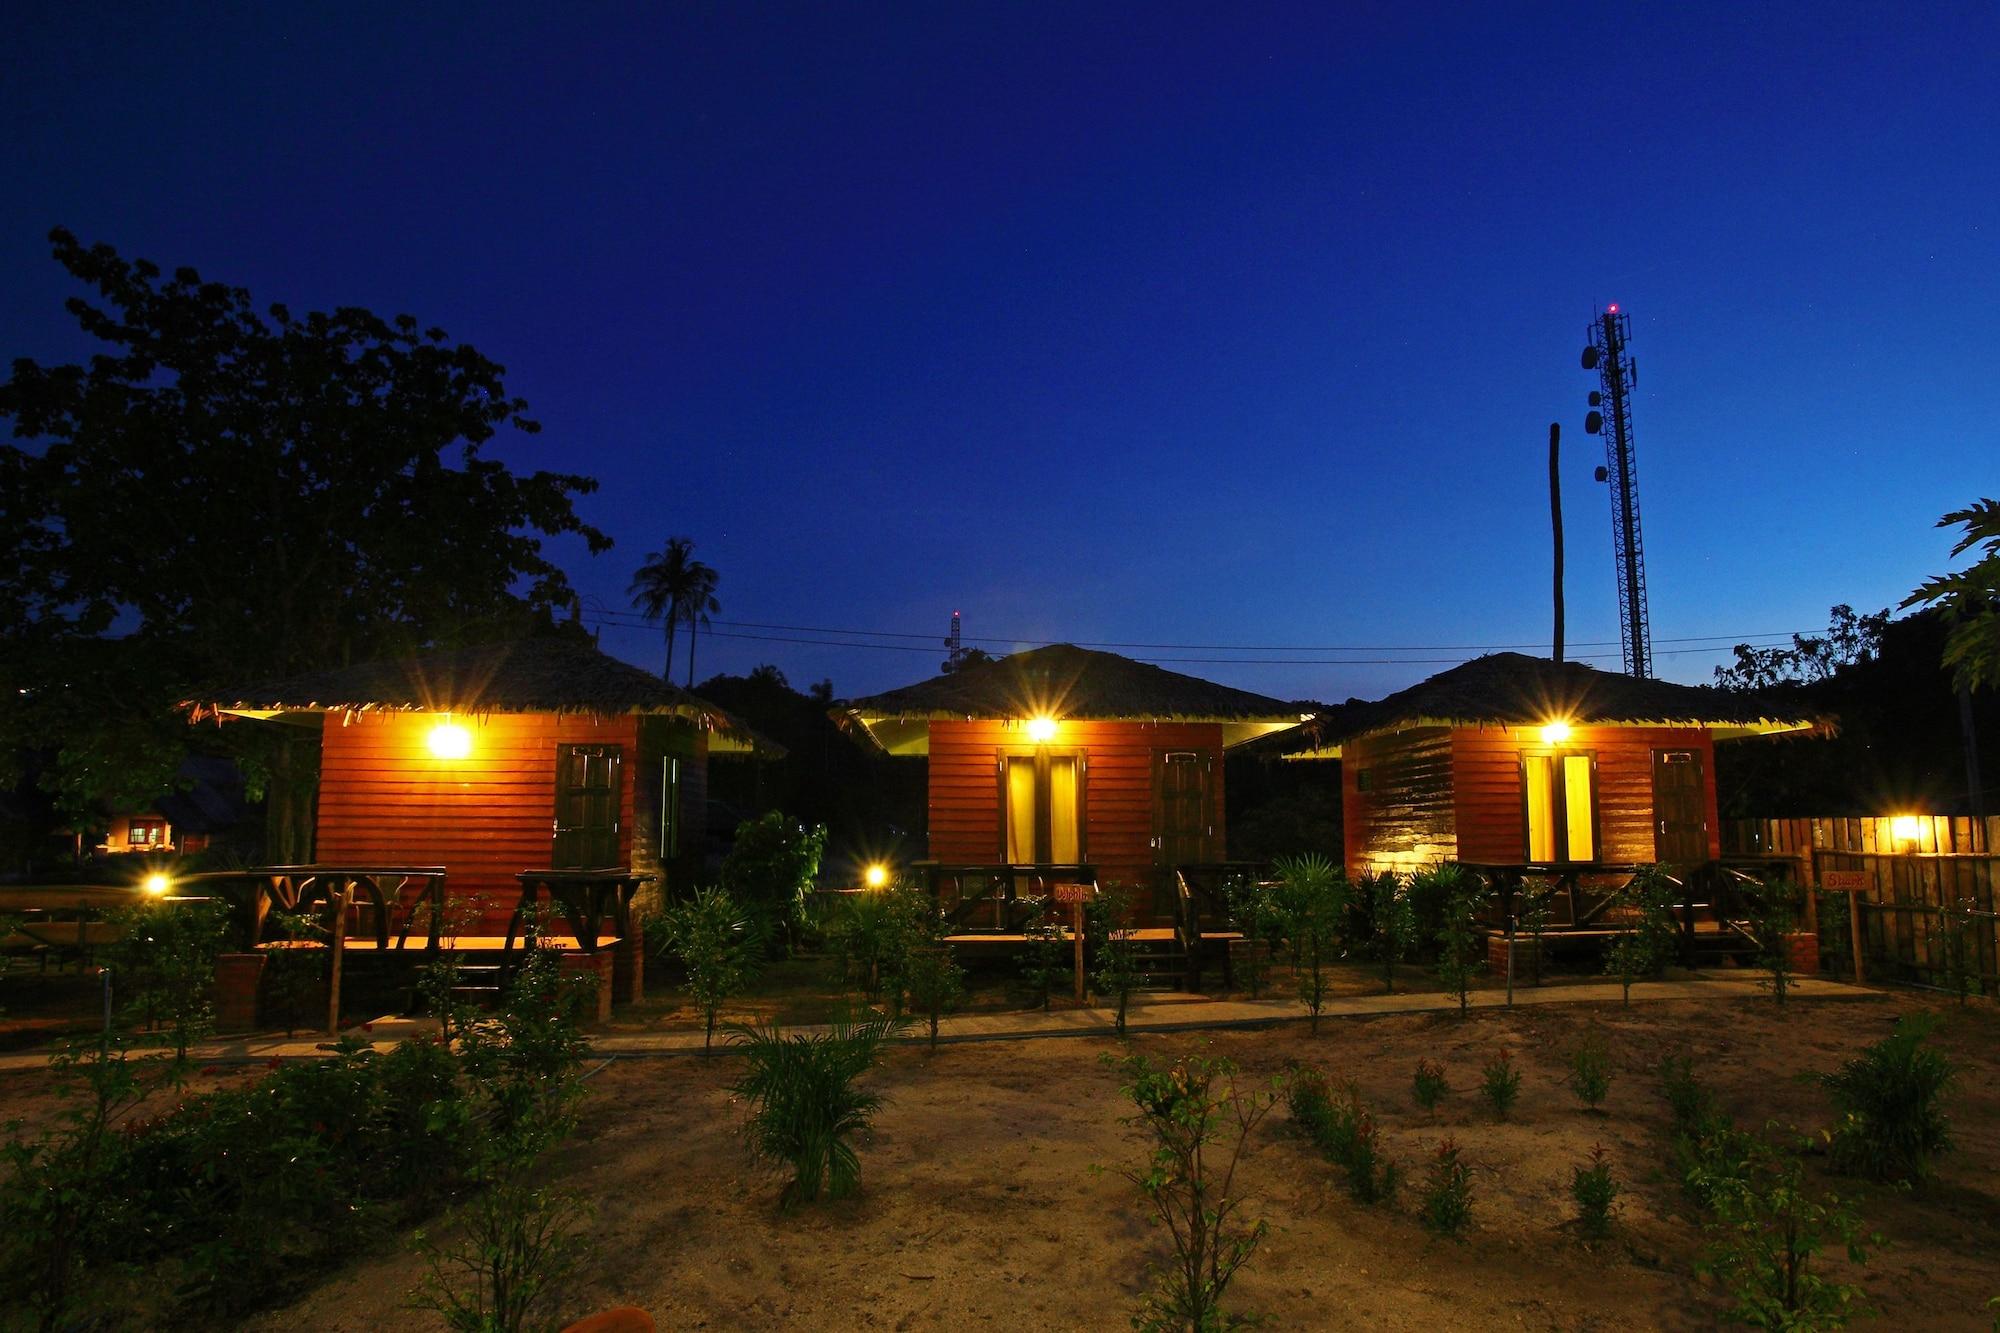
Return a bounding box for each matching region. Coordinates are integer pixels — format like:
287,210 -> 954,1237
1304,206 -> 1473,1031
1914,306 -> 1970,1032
1017,899 -> 1068,1010
1227,876 -> 1282,999
1515,883 -> 1555,985
1571,1144 -> 1619,1240
1368,872 -> 1414,994
1743,876 -> 1803,1006
1658,1049 -> 1717,1139
413,1174 -> 590,1333
1698,1138 -> 1876,1330
1820,1014 -> 1956,1184
1274,855 -> 1348,1033
263,908 -> 328,1038
1112,1054 -> 1279,1332
105,896 -> 230,1061
729,1012 -> 906,1208
719,812 -> 827,953
0,1038 -> 159,1329
1567,1026 -> 1612,1111
1288,1068 -> 1397,1204
1418,1137 -> 1472,1239
903,943 -> 965,1050
1087,888 -> 1145,1037
659,884 -> 762,1052
1412,1057 -> 1448,1113
1480,1048 -> 1521,1119
1675,1118 -> 1765,1212
1427,865 -> 1485,1013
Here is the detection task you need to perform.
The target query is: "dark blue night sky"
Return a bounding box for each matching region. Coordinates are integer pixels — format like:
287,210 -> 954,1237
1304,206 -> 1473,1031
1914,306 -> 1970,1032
8,3 -> 1996,702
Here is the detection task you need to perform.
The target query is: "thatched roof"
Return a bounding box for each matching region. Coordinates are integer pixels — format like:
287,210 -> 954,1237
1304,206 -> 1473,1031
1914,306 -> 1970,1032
190,638 -> 784,755
841,644 -> 1308,755
1276,652 -> 1829,758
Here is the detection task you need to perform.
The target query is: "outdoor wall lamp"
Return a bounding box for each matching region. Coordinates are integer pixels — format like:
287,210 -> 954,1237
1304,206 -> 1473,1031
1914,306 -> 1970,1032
427,718 -> 473,759
1026,716 -> 1059,743
1539,719 -> 1572,744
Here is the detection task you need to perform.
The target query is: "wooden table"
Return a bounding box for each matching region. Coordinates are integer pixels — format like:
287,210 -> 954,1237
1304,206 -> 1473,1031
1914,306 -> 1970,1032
503,868 -> 655,980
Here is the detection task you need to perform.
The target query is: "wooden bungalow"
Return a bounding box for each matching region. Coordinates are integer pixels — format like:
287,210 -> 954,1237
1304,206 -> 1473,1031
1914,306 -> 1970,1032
193,637 -> 779,930
1281,652 -> 1825,881
840,645 -> 1309,934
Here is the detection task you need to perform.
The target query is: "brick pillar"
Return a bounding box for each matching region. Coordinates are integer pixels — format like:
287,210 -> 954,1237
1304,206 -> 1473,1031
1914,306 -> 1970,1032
559,950 -> 615,1026
213,952 -> 267,1034
613,919 -> 645,1006
1783,930 -> 1820,977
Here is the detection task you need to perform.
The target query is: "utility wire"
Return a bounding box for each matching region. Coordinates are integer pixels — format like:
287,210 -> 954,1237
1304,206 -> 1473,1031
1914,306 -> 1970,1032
581,606 -> 1813,655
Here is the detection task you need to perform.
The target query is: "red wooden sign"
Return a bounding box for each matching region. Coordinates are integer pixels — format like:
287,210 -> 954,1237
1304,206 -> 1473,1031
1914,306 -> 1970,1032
1052,883 -> 1093,904
1820,870 -> 1872,891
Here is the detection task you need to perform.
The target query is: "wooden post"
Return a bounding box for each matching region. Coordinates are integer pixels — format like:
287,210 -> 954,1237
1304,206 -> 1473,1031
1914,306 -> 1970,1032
1071,900 -> 1086,1005
326,881 -> 349,1035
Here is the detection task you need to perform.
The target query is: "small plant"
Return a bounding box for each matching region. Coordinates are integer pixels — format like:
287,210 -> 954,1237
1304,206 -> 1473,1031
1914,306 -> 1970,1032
1288,1068 -> 1397,1204
1275,855 -> 1347,1033
106,896 -> 230,1061
660,884 -> 763,1053
729,1012 -> 906,1208
1567,1026 -> 1613,1112
1571,1144 -> 1619,1240
1112,1054 -> 1279,1332
1516,883 -> 1555,986
1698,1138 -> 1876,1330
260,908 -> 327,1038
1226,876 -> 1280,999
1412,1057 -> 1449,1113
1936,896 -> 1979,1004
1418,1137 -> 1473,1239
1427,865 -> 1485,1014
902,943 -> 965,1050
413,1173 -> 591,1333
1480,1048 -> 1521,1119
1742,876 -> 1802,1006
1820,1014 -> 1956,1184
1657,1049 -> 1726,1144
1087,888 -> 1145,1037
718,811 -> 828,955
1369,872 -> 1413,994
1017,899 -> 1067,1010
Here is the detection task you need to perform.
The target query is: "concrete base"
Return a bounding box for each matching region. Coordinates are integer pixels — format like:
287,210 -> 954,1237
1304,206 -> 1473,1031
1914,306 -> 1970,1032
213,953 -> 267,1034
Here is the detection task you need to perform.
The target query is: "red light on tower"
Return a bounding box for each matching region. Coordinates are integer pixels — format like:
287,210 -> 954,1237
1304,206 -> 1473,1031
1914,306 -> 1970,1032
1608,303 -> 1619,313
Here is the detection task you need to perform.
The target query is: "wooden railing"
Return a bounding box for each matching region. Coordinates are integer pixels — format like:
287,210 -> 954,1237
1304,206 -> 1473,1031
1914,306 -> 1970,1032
913,862 -> 1098,935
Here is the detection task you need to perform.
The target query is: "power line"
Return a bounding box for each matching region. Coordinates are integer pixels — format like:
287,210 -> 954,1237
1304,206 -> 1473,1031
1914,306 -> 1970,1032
585,618 -> 1779,667
584,607 -> 1814,655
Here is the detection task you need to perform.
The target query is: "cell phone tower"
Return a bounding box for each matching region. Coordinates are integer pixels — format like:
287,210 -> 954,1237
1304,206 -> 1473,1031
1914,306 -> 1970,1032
1581,304 -> 1653,679
942,609 -> 965,673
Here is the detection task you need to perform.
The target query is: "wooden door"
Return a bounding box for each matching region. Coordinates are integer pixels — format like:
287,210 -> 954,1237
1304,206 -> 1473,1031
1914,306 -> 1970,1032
1153,750 -> 1216,868
554,744 -> 623,868
1651,749 -> 1706,865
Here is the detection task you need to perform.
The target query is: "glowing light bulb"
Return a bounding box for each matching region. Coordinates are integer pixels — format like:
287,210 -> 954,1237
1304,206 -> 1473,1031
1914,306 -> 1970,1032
864,863 -> 889,889
428,720 -> 472,759
1539,720 -> 1572,744
1890,815 -> 1922,844
1026,717 -> 1058,743
142,873 -> 171,897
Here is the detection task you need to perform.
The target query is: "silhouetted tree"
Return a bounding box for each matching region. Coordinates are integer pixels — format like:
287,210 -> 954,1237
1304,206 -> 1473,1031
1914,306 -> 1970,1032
0,230 -> 608,854
1714,605 -> 1889,690
629,536 -> 715,684
1904,500 -> 2000,693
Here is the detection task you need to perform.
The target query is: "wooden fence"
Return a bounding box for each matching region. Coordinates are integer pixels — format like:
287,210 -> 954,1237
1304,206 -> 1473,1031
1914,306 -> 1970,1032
1721,816 -> 1999,994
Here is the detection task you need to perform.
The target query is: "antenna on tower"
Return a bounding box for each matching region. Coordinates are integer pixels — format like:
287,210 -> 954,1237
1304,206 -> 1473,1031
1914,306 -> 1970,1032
1582,305 -> 1654,678
942,610 -> 965,674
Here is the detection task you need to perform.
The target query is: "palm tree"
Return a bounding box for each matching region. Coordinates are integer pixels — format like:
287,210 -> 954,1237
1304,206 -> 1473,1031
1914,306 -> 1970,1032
628,536 -> 715,682
682,564 -> 720,687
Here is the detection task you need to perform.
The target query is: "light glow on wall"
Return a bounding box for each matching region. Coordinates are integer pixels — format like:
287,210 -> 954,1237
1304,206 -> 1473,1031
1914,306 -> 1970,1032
427,719 -> 473,759
1539,720 -> 1572,744
1890,814 -> 1922,845
1026,716 -> 1059,743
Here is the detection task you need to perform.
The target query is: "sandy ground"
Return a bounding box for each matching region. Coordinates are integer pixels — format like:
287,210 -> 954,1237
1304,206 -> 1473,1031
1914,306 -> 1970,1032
181,989 -> 2000,1331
